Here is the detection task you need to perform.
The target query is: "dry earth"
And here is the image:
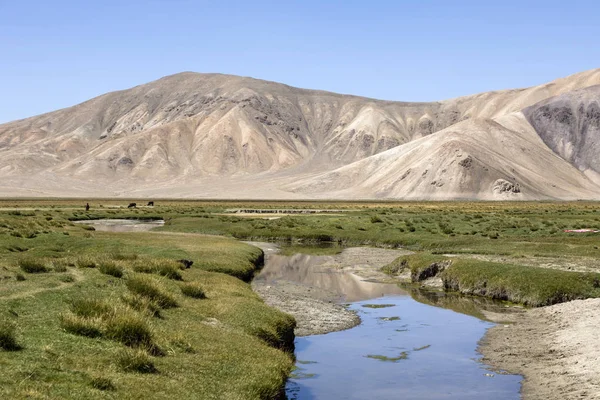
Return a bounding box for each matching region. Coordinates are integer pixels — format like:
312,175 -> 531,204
480,299 -> 600,400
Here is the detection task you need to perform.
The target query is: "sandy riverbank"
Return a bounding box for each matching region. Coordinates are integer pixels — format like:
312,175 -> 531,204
480,298 -> 600,400
248,242 -> 410,336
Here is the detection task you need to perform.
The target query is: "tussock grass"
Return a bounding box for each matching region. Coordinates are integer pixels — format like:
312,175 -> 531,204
104,308 -> 155,349
0,320 -> 22,351
76,257 -> 97,269
117,348 -> 157,374
180,283 -> 206,299
90,376 -> 115,391
60,313 -> 103,338
132,259 -> 182,280
19,259 -> 48,273
121,294 -> 162,317
126,275 -> 178,309
99,261 -> 124,278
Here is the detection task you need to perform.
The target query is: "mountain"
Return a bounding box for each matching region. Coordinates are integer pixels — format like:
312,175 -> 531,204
1,69 -> 599,199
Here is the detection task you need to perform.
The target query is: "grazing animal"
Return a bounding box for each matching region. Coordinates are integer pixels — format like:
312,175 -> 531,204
85,203 -> 90,211
177,259 -> 194,269
147,201 -> 154,206
127,203 -> 137,208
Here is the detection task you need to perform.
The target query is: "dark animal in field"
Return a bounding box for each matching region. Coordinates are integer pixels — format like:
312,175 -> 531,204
85,203 -> 90,211
127,203 -> 137,208
147,201 -> 154,206
177,259 -> 194,269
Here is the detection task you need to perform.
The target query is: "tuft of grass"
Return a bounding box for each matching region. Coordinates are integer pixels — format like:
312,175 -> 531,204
70,298 -> 112,318
121,294 -> 162,318
126,275 -> 178,309
132,259 -> 182,280
117,349 -> 157,374
58,274 -> 75,283
19,259 -> 48,273
60,314 -> 102,338
15,273 -> 26,281
180,283 -> 206,299
104,309 -> 155,349
90,376 -> 115,391
76,257 -> 97,269
53,263 -> 68,273
98,261 -> 124,278
0,320 -> 22,351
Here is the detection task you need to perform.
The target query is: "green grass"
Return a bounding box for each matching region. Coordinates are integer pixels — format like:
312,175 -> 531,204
382,253 -> 451,282
0,207 -> 295,399
126,275 -> 178,309
0,319 -> 22,351
441,259 -> 600,306
18,259 -> 48,274
98,261 -> 124,278
180,283 -> 207,299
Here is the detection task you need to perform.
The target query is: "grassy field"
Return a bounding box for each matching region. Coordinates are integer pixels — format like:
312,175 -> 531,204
0,209 -> 294,399
2,199 -> 600,398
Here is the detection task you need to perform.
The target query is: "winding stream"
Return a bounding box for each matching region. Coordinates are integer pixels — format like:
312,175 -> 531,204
76,220 -> 522,399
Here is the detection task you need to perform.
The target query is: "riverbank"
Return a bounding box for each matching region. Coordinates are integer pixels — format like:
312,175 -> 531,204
480,298 -> 600,400
249,242 -> 408,336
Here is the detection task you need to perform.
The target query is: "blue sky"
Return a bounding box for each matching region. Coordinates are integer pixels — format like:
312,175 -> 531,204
0,0 -> 598,123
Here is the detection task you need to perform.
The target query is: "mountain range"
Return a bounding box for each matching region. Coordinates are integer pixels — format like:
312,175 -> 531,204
1,69 -> 599,199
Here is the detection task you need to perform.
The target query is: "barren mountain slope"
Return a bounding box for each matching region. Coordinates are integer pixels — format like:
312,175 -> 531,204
1,69 -> 600,198
523,85 -> 600,185
284,112 -> 600,200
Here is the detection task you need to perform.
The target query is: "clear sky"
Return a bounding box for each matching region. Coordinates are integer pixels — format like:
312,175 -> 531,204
0,0 -> 598,123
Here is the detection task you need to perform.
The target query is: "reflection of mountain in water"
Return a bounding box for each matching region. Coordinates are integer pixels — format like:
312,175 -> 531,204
256,253 -> 407,302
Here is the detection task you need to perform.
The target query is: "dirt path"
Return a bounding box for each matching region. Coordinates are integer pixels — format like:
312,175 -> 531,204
480,298 -> 600,400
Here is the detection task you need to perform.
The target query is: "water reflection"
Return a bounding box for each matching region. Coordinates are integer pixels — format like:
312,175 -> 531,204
255,253 -> 407,302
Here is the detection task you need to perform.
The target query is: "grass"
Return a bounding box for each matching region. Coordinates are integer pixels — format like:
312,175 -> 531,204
18,259 -> 48,273
2,199 -> 600,398
98,261 -> 124,278
0,319 -> 22,351
0,207 -> 295,399
117,349 -> 157,374
441,259 -> 600,306
180,283 -> 206,299
382,253 -> 452,282
126,275 -> 178,309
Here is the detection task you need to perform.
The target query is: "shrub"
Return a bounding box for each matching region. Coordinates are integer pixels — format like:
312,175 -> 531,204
90,376 -> 115,391
99,262 -> 124,278
117,349 -> 157,374
60,314 -> 102,338
0,320 -> 22,351
19,259 -> 48,273
180,283 -> 206,299
126,276 -> 178,309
